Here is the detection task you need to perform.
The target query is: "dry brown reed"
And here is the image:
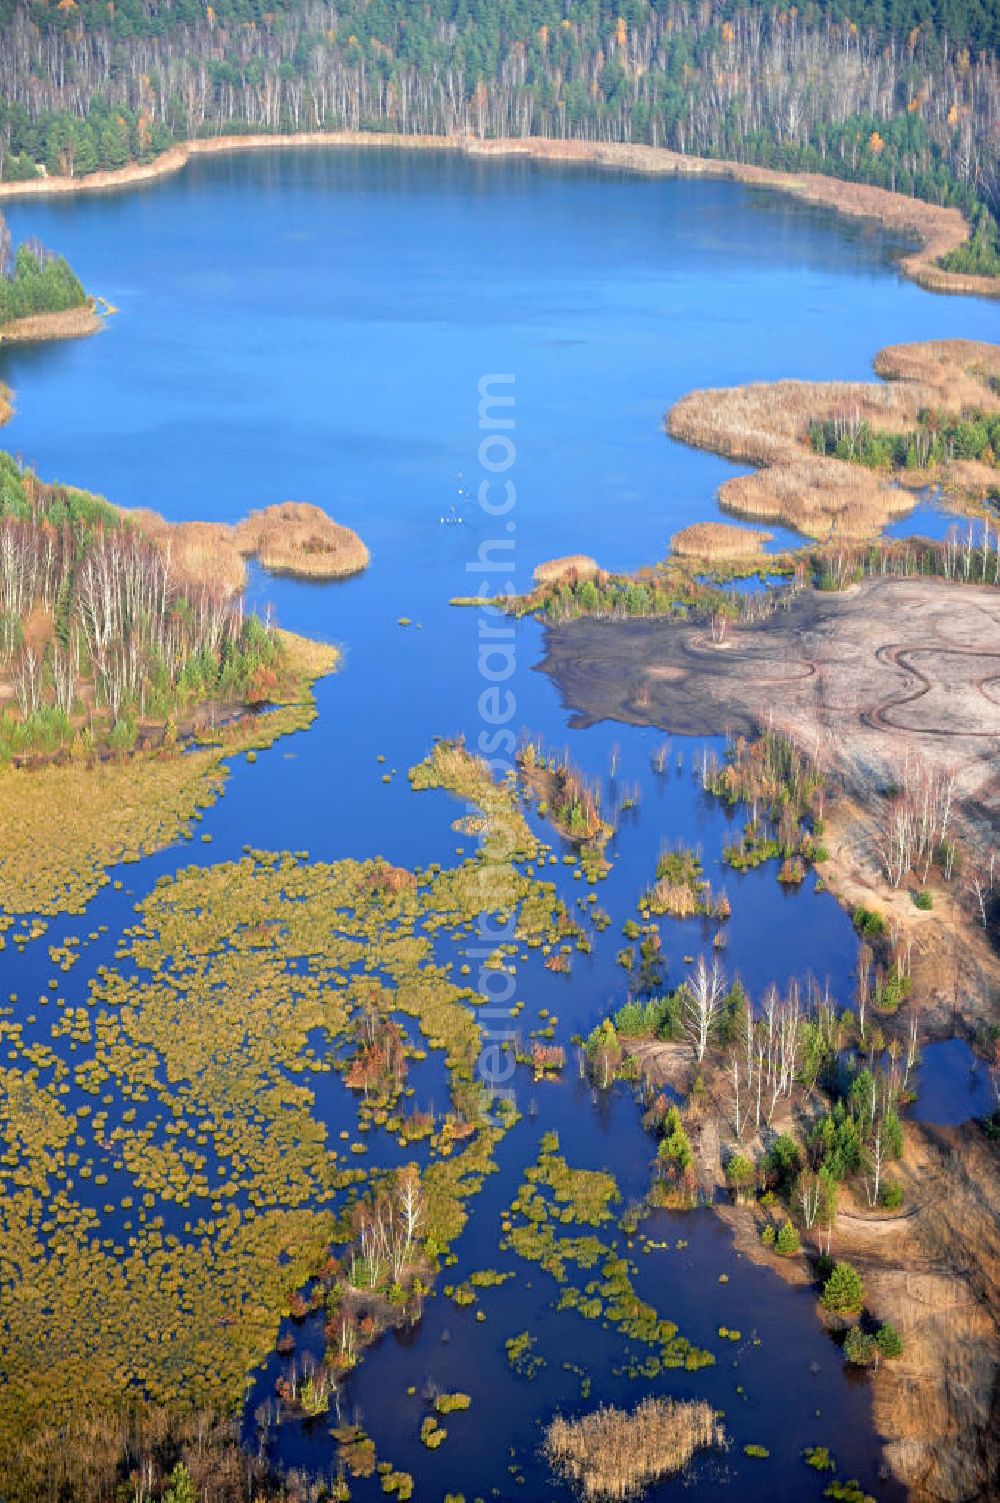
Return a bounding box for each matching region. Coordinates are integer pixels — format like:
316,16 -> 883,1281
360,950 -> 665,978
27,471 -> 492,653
0,301 -> 103,345
233,501 -> 369,579
667,340 -> 1000,541
544,1396 -> 724,1500
533,554 -> 600,586
131,502 -> 368,594
130,512 -> 249,594
671,522 -> 772,559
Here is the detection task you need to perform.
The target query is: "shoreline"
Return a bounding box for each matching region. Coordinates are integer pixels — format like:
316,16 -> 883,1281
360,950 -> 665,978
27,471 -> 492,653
0,297 -> 104,346
0,132 -> 996,302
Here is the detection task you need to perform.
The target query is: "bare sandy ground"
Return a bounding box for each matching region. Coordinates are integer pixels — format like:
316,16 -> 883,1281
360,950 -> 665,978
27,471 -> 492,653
542,573 -> 1000,794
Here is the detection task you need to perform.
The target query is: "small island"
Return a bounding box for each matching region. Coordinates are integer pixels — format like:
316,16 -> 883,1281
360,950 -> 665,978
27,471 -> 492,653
0,212 -> 100,343
667,340 -> 1000,539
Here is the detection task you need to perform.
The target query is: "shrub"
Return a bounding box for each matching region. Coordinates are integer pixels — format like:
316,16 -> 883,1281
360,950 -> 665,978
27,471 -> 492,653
843,1325 -> 877,1366
814,1253 -> 835,1284
760,1224 -> 776,1248
852,906 -> 886,939
163,1465 -> 195,1503
913,889 -> 933,910
821,1262 -> 865,1315
766,1133 -> 802,1193
876,1323 -> 904,1359
880,1179 -> 904,1210
725,1152 -> 755,1201
776,1220 -> 801,1257
804,1446 -> 836,1472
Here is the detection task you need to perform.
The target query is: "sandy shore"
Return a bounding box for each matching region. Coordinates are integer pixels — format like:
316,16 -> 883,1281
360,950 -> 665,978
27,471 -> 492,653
0,132 -> 995,301
0,299 -> 104,346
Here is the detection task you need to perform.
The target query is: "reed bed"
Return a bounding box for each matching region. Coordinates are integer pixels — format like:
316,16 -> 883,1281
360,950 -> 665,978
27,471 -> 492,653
533,554 -> 600,586
136,501 -> 369,590
667,340 -> 1000,541
544,1397 -> 724,1499
234,501 -> 369,579
671,522 -> 771,559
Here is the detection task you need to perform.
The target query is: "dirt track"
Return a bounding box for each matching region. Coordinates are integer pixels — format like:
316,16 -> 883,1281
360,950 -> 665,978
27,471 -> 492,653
541,575 -> 1000,790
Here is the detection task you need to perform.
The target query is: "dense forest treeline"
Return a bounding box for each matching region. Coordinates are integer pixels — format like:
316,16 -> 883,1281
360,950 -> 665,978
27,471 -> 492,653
0,1 -> 996,266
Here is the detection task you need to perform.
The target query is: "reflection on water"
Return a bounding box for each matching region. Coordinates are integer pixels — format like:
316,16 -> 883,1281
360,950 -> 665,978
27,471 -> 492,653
909,1038 -> 998,1126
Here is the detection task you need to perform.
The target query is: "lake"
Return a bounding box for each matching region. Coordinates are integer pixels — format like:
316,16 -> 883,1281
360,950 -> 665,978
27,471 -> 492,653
2,146 -> 998,1500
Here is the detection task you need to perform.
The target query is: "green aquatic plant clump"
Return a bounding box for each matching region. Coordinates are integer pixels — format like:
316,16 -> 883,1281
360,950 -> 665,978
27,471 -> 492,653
501,1133 -> 712,1374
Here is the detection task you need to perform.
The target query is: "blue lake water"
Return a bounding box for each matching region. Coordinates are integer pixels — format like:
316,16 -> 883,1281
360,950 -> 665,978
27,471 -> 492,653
2,147 -> 998,1499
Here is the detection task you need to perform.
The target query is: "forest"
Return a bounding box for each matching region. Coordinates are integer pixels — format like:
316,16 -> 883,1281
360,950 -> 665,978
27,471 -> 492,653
0,1 -> 996,268
0,455 -> 285,758
0,215 -> 85,324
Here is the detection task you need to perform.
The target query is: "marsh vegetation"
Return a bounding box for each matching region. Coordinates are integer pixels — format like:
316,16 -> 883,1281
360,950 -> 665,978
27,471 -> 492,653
544,1396 -> 724,1500
667,340 -> 1000,538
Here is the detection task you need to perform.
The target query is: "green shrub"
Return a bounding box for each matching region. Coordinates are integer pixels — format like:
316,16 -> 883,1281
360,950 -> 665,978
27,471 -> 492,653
913,889 -> 933,910
876,1323 -> 904,1359
804,1446 -> 836,1472
761,1224 -> 776,1248
725,1152 -> 755,1200
852,906 -> 886,939
814,1253 -> 836,1284
775,1220 -> 801,1256
766,1133 -> 802,1193
164,1465 -> 195,1503
821,1262 -> 865,1315
843,1325 -> 877,1366
880,1179 -> 904,1210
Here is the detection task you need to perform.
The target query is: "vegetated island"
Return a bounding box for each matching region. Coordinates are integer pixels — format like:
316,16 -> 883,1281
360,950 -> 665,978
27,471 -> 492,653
0,211 -> 100,343
530,348 -> 1000,1503
1,132 -> 997,304
668,339 -> 1000,539
0,448 -> 367,921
